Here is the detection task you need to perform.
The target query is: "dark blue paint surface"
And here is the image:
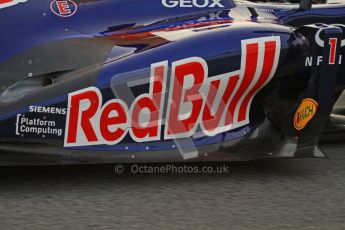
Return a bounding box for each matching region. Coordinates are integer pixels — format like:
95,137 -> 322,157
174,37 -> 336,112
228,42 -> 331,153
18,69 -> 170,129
0,0 -> 345,153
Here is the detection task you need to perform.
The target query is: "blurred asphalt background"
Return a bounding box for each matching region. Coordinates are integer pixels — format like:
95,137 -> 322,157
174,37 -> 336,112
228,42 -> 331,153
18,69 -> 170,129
0,144 -> 345,230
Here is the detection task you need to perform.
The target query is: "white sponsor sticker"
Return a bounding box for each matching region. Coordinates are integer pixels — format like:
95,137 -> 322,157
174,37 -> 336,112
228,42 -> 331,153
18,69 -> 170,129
16,114 -> 63,137
161,0 -> 224,8
29,106 -> 67,115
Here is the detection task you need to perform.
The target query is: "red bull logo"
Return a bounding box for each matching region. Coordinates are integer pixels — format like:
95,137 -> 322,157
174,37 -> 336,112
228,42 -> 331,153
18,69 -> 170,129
64,36 -> 281,147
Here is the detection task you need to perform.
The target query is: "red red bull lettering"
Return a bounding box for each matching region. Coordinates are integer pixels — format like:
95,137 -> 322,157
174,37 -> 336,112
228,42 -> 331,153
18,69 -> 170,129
64,36 -> 281,147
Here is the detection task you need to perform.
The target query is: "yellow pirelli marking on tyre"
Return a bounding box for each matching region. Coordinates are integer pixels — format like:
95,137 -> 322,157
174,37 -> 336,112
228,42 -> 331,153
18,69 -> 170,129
294,98 -> 318,131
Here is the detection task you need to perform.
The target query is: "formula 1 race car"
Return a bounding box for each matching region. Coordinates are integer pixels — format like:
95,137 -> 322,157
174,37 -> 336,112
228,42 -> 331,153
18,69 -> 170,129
0,0 -> 345,165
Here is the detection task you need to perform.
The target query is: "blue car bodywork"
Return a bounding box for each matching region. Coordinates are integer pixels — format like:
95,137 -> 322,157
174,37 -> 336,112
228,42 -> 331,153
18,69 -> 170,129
0,0 -> 344,165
